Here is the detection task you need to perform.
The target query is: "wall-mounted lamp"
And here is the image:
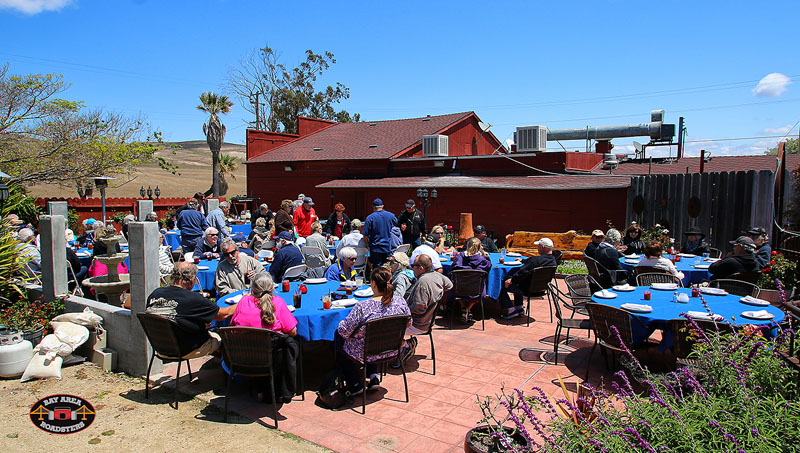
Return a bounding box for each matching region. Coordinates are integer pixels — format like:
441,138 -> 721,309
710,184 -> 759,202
284,165 -> 294,172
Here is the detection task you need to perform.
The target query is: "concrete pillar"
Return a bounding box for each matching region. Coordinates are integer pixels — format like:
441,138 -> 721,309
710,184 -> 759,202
47,201 -> 68,219
136,200 -> 153,221
206,198 -> 219,213
127,221 -> 162,375
39,215 -> 68,301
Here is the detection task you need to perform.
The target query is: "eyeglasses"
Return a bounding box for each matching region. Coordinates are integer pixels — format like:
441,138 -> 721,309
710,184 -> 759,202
344,257 -> 356,261
411,263 -> 423,268
208,233 -> 218,237
222,249 -> 237,257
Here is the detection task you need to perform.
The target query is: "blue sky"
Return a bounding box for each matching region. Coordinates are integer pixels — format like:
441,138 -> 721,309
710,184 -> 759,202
1,0 -> 798,157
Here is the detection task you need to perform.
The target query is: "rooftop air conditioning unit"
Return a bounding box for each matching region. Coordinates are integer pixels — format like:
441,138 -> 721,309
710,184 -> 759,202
515,126 -> 547,152
422,135 -> 449,157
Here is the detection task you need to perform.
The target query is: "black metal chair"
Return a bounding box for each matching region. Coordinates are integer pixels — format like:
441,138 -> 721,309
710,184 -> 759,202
583,255 -> 614,289
668,317 -> 733,365
635,272 -> 683,287
136,313 -> 198,409
519,266 -> 557,326
354,315 -> 411,414
409,299 -> 441,375
451,269 -> 488,330
727,272 -> 761,285
552,249 -> 563,266
548,282 -> 593,364
708,247 -> 722,259
218,327 -> 278,425
584,302 -> 651,380
709,278 -> 760,297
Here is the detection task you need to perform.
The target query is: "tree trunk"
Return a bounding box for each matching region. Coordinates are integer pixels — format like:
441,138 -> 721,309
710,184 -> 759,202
219,173 -> 229,196
211,149 -> 220,197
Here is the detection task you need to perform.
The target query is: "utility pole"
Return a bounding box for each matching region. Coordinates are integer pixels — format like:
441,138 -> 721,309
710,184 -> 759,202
250,93 -> 263,130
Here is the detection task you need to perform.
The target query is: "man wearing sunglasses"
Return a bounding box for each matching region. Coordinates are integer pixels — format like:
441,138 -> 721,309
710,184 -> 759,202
193,227 -> 220,260
215,238 -> 266,296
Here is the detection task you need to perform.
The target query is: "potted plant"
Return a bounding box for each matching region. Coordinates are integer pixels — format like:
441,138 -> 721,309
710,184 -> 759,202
466,387 -> 533,452
0,295 -> 66,346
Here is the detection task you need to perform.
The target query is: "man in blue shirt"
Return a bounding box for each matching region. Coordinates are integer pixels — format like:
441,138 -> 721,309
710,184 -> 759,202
177,200 -> 208,257
270,231 -> 304,282
206,201 -> 230,241
362,198 -> 397,267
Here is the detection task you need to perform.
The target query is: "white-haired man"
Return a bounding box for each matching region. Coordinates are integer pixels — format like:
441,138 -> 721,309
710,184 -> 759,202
500,238 -> 557,320
269,231 -> 304,282
325,246 -> 359,282
17,228 -> 41,273
194,227 -> 220,260
595,228 -> 628,285
206,201 -> 231,241
216,238 -> 266,296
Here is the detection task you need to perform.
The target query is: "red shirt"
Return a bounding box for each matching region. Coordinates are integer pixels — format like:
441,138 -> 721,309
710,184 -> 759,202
292,206 -> 317,237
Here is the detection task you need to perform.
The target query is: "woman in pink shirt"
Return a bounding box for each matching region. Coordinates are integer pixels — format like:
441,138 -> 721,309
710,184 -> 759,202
231,273 -> 297,336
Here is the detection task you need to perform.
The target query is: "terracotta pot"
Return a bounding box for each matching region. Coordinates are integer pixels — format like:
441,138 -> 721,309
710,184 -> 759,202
464,425 -> 530,453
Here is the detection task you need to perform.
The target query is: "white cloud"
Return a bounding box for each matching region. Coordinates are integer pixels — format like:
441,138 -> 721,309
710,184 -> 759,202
761,125 -> 794,135
752,73 -> 791,97
0,0 -> 71,14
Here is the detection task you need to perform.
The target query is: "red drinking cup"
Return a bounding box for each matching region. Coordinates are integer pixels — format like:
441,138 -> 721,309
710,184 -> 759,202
282,280 -> 290,292
644,291 -> 652,301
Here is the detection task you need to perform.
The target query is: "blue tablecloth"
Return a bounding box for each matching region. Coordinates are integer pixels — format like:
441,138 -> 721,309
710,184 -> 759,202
231,224 -> 252,236
619,255 -> 712,286
195,258 -> 271,292
592,286 -> 784,347
215,280 -> 370,341
164,231 -> 181,250
440,252 -> 521,300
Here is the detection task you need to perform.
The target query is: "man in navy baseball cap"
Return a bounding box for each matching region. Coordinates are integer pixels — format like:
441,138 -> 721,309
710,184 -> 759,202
363,197 -> 397,267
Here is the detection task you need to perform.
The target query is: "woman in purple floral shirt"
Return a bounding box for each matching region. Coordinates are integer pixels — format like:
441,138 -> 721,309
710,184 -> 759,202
335,267 -> 411,395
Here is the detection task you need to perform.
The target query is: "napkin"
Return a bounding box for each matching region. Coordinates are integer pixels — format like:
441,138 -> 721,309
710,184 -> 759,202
594,290 -> 617,299
740,296 -> 769,306
505,252 -> 522,257
687,311 -> 723,320
651,282 -> 678,290
677,293 -> 690,303
621,303 -> 652,312
699,287 -> 727,295
612,284 -> 635,291
742,310 -> 772,320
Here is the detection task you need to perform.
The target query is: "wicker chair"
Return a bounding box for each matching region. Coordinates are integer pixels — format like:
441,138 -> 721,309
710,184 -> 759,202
354,315 -> 411,414
519,266 -> 558,326
584,303 -> 650,379
451,269 -> 488,330
548,282 -> 593,364
136,313 -> 199,409
563,274 -> 598,317
669,318 -> 733,366
636,272 -> 683,287
709,278 -> 760,297
633,266 -> 668,277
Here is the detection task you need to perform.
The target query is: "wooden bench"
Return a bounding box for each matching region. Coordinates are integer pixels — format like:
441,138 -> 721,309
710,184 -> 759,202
504,230 -> 591,261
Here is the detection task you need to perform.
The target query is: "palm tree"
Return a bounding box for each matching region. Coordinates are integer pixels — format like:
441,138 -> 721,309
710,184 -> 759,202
197,92 -> 234,197
216,153 -> 239,196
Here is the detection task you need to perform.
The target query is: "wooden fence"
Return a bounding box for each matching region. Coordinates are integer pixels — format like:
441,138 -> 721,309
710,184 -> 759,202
625,170 -> 776,253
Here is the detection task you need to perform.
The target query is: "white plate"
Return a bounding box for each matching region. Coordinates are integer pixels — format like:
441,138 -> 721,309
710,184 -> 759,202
612,284 -> 636,292
305,278 -> 327,284
503,259 -> 522,266
332,298 -> 357,308
699,287 -> 727,296
625,259 -> 641,265
505,252 -> 522,257
651,283 -> 678,290
624,254 -> 640,259
440,257 -> 449,261
678,253 -> 696,258
354,288 -> 373,298
196,265 -> 209,270
741,310 -> 774,320
287,305 -> 295,312
621,303 -> 652,313
166,231 -> 178,235
593,290 -> 617,299
76,252 -> 91,257
740,296 -> 770,307
693,264 -> 710,269
687,311 -> 724,321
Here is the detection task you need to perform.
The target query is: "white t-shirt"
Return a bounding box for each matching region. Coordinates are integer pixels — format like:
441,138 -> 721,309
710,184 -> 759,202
409,244 -> 442,270
637,256 -> 682,278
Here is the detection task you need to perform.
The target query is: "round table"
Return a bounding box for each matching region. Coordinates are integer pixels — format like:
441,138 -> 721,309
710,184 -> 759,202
195,258 -> 271,293
215,280 -> 372,341
591,286 -> 784,347
164,231 -> 181,250
440,252 -> 523,300
230,224 -> 252,236
619,254 -> 713,286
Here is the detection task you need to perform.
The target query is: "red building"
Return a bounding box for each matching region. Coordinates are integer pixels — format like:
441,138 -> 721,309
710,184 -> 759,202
246,112 -> 630,242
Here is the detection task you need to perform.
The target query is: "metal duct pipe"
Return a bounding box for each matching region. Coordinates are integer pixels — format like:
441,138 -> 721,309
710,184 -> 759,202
547,122 -> 664,141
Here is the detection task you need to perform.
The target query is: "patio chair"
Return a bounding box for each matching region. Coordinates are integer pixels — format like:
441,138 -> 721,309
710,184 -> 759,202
283,264 -> 307,281
548,282 -> 593,365
583,256 -> 614,289
136,313 -> 198,410
633,266 -> 669,277
563,274 -> 600,316
709,279 -> 760,298
552,249 -> 563,266
301,246 -> 327,269
669,318 -> 733,366
218,327 -> 280,426
395,244 -> 411,254
519,266 -> 558,326
450,269 -> 488,330
584,302 -> 651,380
350,314 -> 411,414
405,298 -> 441,375
708,247 -> 722,259
727,271 -> 760,285
636,272 -> 683,287
66,264 -> 84,297
353,247 -> 369,276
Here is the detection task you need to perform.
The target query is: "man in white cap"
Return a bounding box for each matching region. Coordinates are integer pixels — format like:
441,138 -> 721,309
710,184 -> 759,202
500,238 -> 557,320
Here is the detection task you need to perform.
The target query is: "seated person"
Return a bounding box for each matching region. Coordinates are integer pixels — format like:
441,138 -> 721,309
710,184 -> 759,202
75,218 -> 97,246
681,227 -> 710,256
584,230 -> 604,260
429,224 -> 453,254
269,231 -> 304,282
336,218 -> 366,256
158,233 -> 173,278
595,229 -> 628,285
470,225 -> 498,254
500,238 -> 557,320
451,237 -> 492,323
16,228 -> 41,274
216,238 -> 267,297
193,227 -> 220,260
622,224 -> 645,256
325,246 -> 358,282
305,221 -> 332,264
709,236 -> 759,280
146,262 -> 237,358
748,227 -> 771,269
91,222 -> 122,258
248,217 -> 272,251
409,235 -> 443,273
637,241 -> 684,281
230,272 -> 299,403
389,251 -> 415,301
66,243 -> 87,291
336,267 -> 411,395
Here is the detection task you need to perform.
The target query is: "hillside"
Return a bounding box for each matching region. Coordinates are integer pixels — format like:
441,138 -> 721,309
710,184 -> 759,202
26,141 -> 248,199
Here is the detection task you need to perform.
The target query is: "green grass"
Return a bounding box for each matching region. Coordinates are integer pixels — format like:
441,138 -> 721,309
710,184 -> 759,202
557,260 -> 587,274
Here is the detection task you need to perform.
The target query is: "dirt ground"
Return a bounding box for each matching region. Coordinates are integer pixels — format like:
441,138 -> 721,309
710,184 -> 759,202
0,363 -> 327,453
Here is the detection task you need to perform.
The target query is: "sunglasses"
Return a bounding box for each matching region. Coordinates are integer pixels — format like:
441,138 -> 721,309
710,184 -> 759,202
343,257 -> 356,261
208,233 -> 218,237
411,263 -> 423,268
223,249 -> 237,257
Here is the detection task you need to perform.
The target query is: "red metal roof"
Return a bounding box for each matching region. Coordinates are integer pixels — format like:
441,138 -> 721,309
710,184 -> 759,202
595,155 -> 781,175
316,175 -> 631,190
246,112 -> 474,163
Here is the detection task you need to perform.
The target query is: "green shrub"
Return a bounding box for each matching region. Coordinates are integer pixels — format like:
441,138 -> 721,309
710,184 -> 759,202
557,260 -> 587,274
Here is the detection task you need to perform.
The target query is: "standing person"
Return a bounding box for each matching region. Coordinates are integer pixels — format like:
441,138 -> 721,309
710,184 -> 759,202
176,192 -> 206,216
324,203 -> 351,238
206,201 -> 231,241
397,199 -> 425,248
681,227 -> 710,256
622,224 -> 645,256
470,225 -> 498,254
584,230 -> 605,259
363,198 -> 397,267
292,193 -> 306,212
500,238 -> 557,320
216,238 -> 266,297
269,231 -> 304,282
273,200 -> 294,237
292,197 -> 318,238
177,200 -> 207,257
251,203 -> 274,229
747,227 -> 771,269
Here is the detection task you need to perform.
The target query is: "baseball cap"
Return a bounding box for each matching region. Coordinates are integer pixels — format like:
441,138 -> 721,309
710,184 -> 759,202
274,231 -> 294,241
373,198 -> 383,207
534,238 -> 554,249
391,251 -> 410,267
591,229 -> 605,237
747,227 -> 767,236
303,197 -> 314,206
405,199 -> 415,207
730,236 -> 755,249
83,218 -> 97,225
474,225 -> 487,234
